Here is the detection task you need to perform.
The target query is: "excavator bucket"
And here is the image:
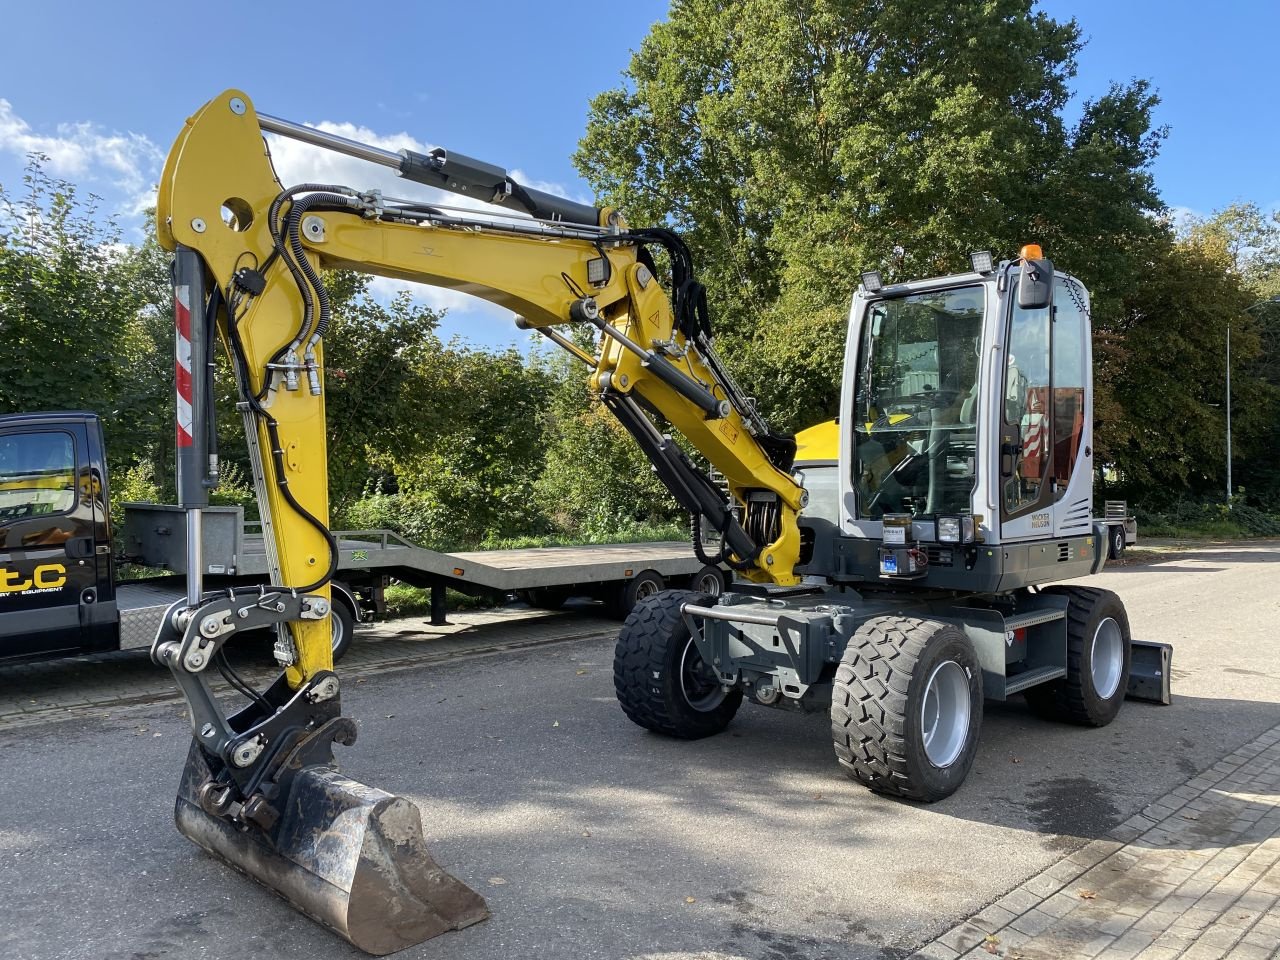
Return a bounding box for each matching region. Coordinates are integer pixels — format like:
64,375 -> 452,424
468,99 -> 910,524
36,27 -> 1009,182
174,741 -> 489,955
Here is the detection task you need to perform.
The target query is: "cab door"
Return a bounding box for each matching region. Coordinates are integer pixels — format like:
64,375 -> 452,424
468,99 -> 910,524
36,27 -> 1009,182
998,281 -> 1056,541
998,275 -> 1095,542
0,422 -> 97,658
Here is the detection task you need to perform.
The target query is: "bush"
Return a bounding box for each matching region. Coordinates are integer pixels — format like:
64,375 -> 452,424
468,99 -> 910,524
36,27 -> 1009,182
1135,499 -> 1280,538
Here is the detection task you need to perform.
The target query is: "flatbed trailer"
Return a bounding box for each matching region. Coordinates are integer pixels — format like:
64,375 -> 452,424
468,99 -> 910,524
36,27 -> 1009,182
0,412 -> 723,665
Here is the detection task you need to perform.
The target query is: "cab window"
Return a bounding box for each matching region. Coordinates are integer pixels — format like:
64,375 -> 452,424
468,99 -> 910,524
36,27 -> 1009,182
0,431 -> 77,524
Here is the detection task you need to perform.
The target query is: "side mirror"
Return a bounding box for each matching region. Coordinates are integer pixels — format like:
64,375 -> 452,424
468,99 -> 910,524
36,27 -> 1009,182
870,309 -> 884,337
1018,258 -> 1054,310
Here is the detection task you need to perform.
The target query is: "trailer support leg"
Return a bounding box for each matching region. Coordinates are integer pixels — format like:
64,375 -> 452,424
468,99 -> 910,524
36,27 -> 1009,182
431,584 -> 449,626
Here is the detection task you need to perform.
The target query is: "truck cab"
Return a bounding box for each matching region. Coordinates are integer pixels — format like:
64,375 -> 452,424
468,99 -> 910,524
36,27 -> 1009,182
0,411 -> 116,661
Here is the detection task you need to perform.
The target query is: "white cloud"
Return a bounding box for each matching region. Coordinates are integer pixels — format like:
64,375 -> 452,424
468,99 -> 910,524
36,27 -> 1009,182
1165,204 -> 1203,235
0,99 -> 162,217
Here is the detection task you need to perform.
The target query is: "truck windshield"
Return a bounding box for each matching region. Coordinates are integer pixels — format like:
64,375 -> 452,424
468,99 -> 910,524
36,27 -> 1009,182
852,286 -> 983,520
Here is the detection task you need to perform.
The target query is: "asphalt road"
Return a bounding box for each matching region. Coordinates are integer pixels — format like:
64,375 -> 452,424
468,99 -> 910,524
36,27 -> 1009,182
1,541 -> 1276,960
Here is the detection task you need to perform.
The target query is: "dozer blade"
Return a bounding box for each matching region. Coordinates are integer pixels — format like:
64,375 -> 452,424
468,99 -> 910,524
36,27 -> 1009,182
175,742 -> 489,955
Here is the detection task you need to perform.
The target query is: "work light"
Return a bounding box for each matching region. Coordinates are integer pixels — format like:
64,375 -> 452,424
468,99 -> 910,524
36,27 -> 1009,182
937,516 -> 976,544
586,256 -> 610,286
969,250 -> 994,274
860,270 -> 883,293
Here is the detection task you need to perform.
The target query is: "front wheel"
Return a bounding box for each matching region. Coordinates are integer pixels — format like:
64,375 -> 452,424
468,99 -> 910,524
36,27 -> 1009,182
614,590 -> 742,739
1025,586 -> 1131,726
831,616 -> 983,802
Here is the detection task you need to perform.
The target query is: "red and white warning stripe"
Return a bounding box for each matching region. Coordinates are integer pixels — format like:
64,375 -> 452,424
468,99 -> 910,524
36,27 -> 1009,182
174,285 -> 193,448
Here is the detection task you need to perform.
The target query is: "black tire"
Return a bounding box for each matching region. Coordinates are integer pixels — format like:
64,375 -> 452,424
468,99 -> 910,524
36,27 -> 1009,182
606,569 -> 665,620
831,616 -> 983,802
690,564 -> 728,597
1024,586 -> 1131,726
614,589 -> 742,738
329,596 -> 356,663
1108,526 -> 1125,560
521,586 -> 570,610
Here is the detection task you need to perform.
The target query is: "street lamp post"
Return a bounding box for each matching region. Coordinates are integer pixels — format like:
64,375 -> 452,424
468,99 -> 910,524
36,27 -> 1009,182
1225,322 -> 1231,504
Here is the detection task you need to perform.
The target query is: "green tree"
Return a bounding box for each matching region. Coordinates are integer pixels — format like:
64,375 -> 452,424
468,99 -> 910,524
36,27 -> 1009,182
576,0 -> 1175,495
321,273 -> 448,513
0,158 -> 150,452
535,346 -> 680,538
1178,204 -> 1280,506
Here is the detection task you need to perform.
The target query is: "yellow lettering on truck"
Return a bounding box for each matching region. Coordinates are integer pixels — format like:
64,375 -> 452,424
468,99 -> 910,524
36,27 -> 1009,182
34,563 -> 67,589
0,563 -> 67,593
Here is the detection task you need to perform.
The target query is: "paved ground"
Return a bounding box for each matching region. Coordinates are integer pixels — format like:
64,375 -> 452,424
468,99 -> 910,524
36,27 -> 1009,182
913,722 -> 1280,960
1,540 -> 1277,960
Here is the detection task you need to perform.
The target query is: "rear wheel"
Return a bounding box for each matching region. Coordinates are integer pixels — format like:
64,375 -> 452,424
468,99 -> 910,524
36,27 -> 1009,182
831,616 -> 983,802
690,564 -> 727,597
614,589 -> 742,738
1108,526 -> 1126,560
606,569 -> 665,619
1025,586 -> 1130,726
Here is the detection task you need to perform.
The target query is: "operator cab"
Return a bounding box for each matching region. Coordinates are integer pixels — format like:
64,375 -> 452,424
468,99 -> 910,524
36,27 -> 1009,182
796,249 -> 1103,591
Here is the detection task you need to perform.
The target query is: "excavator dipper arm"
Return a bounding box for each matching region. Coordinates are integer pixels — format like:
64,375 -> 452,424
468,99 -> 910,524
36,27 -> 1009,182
151,90 -> 803,954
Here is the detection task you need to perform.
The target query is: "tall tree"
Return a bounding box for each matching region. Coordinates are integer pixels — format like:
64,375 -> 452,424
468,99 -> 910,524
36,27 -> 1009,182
576,0 -> 1171,487
0,158 -> 149,452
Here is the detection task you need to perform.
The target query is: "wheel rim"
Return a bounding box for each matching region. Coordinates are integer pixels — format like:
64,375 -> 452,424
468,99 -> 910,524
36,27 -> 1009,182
636,578 -> 661,602
679,636 -> 726,712
695,572 -> 723,596
330,612 -> 345,653
1114,531 -> 1123,554
921,660 -> 970,768
1090,617 -> 1124,700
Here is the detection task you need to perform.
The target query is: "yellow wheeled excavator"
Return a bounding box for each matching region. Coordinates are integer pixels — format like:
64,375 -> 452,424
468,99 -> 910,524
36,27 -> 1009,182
152,91 -> 1169,955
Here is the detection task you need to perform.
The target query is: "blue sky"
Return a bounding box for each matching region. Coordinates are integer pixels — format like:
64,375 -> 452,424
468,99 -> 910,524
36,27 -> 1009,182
1,0 -> 1276,347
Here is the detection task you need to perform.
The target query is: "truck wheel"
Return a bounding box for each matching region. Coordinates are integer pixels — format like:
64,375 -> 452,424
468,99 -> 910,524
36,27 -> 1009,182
1025,587 -> 1130,726
690,564 -> 728,597
329,598 -> 356,662
831,616 -> 983,802
1108,526 -> 1125,560
614,589 -> 742,738
606,569 -> 665,619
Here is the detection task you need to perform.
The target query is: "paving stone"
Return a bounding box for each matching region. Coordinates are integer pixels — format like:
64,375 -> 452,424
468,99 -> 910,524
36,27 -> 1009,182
909,942 -> 960,960
969,903 -> 1018,934
938,922 -> 989,955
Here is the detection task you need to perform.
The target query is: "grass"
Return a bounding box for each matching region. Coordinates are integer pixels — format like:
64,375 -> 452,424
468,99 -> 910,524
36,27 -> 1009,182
383,584 -> 496,618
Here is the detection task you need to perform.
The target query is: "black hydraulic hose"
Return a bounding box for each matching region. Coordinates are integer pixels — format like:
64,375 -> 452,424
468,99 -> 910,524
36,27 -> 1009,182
225,290 -> 338,596
690,512 -> 728,566
285,192 -> 361,343
259,184 -> 357,383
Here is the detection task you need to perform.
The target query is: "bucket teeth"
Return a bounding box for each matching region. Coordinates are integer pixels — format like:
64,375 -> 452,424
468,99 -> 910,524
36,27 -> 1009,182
174,742 -> 488,955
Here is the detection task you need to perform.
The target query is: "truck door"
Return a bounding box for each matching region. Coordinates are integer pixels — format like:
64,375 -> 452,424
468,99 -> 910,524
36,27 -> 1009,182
0,422 -> 98,658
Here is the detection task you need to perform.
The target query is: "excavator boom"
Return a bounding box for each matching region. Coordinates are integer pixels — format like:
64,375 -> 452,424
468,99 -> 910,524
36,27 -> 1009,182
151,90 -> 805,954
